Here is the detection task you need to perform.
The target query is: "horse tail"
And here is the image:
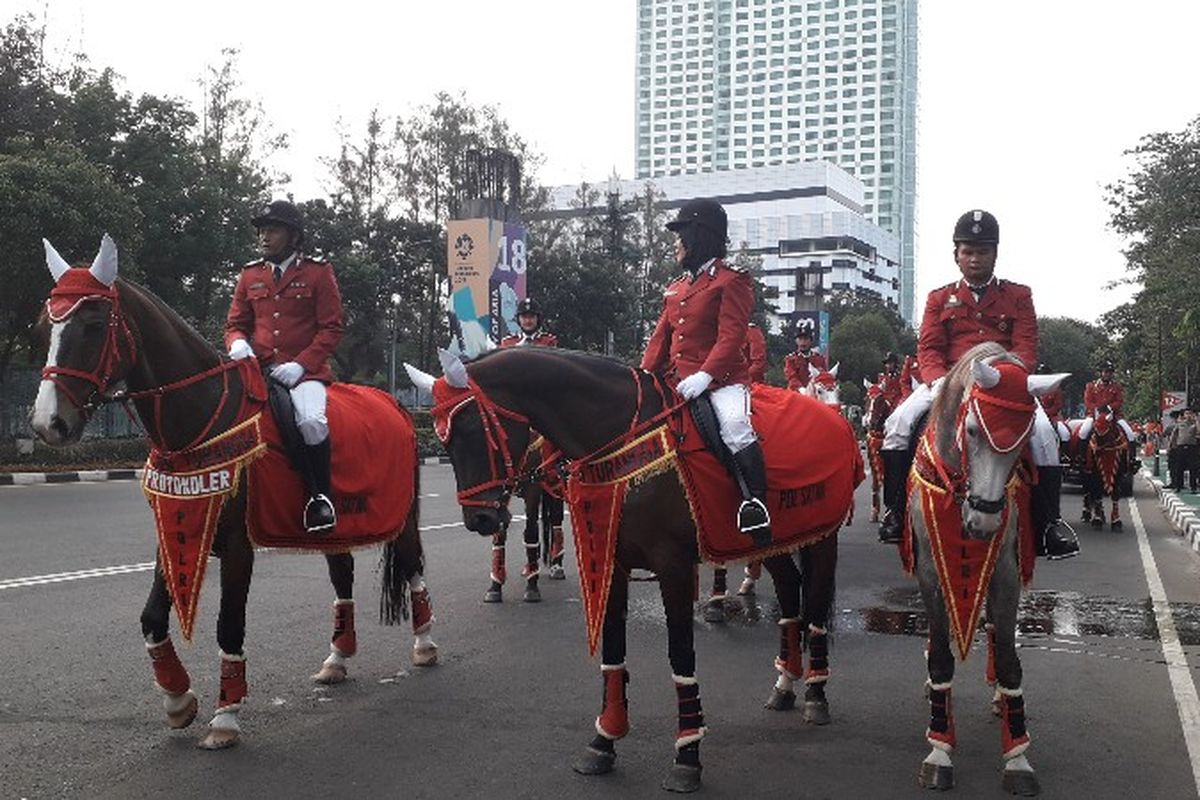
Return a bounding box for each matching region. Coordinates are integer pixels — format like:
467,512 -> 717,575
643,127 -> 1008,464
379,451 -> 423,626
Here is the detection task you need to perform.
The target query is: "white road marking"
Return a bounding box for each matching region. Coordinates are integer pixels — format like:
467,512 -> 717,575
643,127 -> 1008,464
0,516 -> 520,591
1131,495 -> 1200,797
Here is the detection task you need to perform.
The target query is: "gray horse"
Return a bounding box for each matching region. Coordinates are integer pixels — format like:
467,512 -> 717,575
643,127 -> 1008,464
906,342 -> 1065,796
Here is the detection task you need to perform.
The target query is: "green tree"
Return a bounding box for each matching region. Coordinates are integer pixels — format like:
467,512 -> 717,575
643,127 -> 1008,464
1038,317 -> 1108,416
828,312 -> 898,395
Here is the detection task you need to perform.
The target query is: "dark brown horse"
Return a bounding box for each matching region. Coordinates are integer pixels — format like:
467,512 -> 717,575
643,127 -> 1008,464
30,236 -> 435,750
407,346 -> 857,793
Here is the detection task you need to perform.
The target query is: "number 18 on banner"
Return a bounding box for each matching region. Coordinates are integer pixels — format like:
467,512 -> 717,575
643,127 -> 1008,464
490,222 -> 528,342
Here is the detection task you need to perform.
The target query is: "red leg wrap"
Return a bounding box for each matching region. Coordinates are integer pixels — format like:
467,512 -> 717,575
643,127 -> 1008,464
217,655 -> 248,712
521,546 -> 540,579
332,601 -> 357,657
985,624 -> 997,686
804,625 -> 830,684
411,587 -> 434,635
926,683 -> 956,752
147,639 -> 191,695
549,526 -> 565,562
674,677 -> 707,748
775,618 -> 804,680
999,689 -> 1031,758
746,561 -> 762,580
490,545 -> 506,585
596,666 -> 630,740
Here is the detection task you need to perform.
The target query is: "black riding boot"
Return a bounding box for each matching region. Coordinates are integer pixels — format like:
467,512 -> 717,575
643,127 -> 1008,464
303,439 -> 337,536
1037,466 -> 1079,560
731,443 -> 772,548
878,449 -> 910,544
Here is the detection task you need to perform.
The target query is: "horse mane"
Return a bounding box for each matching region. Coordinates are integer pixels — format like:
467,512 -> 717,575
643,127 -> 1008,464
929,342 -> 1025,459
118,279 -> 221,359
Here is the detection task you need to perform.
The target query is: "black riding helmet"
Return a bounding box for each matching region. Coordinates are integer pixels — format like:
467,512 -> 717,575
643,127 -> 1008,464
253,200 -> 306,245
952,209 -> 999,245
883,351 -> 900,366
516,297 -> 541,318
668,198 -> 728,272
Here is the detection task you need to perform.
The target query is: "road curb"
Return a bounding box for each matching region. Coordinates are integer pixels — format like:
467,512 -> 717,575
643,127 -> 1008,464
0,459 -> 450,485
1143,469 -> 1200,552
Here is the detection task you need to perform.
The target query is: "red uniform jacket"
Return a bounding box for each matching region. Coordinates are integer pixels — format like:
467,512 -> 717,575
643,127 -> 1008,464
917,278 -> 1038,383
744,323 -> 767,384
784,350 -> 828,390
1040,388 -> 1064,421
877,371 -> 903,406
899,355 -> 921,399
500,330 -> 558,348
224,256 -> 344,384
1084,379 -> 1124,416
641,260 -> 753,388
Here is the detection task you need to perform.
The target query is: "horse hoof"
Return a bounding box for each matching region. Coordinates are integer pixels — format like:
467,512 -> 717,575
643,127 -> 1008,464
1111,521 -> 1123,532
548,565 -> 566,580
413,646 -> 439,667
804,699 -> 831,725
702,600 -> 725,623
661,763 -> 702,793
918,762 -> 954,790
764,688 -> 796,711
736,579 -> 756,596
1002,769 -> 1041,796
311,663 -> 347,685
523,587 -> 542,603
166,693 -> 198,729
483,588 -> 503,603
1090,519 -> 1103,530
197,728 -> 239,750
869,510 -> 880,523
572,746 -> 616,775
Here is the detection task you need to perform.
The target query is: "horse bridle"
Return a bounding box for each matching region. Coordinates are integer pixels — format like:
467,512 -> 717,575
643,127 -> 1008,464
935,383 -> 1035,514
431,381 -> 533,511
42,284 -> 138,416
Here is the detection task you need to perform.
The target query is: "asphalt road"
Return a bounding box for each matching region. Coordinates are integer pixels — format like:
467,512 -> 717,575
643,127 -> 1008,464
3,467 -> 1200,799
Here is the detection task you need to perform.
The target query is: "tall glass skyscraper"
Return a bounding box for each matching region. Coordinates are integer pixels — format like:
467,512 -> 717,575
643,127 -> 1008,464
635,0 -> 918,322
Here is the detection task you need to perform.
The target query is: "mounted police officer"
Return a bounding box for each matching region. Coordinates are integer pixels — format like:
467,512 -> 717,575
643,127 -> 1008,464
878,352 -> 903,407
877,209 -> 1076,557
1079,360 -> 1136,443
501,297 -> 558,348
225,200 -> 345,535
784,320 -> 828,391
641,198 -> 772,546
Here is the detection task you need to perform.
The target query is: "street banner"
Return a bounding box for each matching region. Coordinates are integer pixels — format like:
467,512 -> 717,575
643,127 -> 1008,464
446,218 -> 527,356
1162,390 -> 1186,425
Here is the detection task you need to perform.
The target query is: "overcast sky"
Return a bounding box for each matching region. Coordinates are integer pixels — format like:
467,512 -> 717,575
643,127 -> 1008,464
14,0 -> 1199,324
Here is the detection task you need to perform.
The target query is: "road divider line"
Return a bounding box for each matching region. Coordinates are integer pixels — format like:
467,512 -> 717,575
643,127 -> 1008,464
0,515 -> 526,590
1131,494 -> 1200,798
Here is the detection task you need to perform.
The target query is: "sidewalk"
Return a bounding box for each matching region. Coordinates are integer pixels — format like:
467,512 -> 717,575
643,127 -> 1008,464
1143,468 -> 1200,551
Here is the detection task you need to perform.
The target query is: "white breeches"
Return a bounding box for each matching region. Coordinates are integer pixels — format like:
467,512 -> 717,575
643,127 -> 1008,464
291,380 -> 329,445
882,383 -> 934,451
1029,404 -> 1061,467
1075,417 -> 1135,443
709,383 -> 757,454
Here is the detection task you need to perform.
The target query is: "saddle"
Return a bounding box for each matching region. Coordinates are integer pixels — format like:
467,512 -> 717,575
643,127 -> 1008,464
266,373 -> 307,474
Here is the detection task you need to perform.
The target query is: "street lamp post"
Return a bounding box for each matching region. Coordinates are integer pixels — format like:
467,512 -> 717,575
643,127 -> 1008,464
389,292 -> 401,398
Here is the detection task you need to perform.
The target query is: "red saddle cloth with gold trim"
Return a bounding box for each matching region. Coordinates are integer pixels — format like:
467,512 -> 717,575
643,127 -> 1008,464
247,383 -> 418,549
675,385 -> 864,562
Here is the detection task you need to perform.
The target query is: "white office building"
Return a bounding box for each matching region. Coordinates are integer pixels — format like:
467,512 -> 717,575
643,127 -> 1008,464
547,160 -> 900,328
634,0 -> 918,322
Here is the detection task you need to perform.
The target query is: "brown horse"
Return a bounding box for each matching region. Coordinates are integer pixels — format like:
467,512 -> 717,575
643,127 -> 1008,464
862,378 -> 895,524
30,236 -> 435,750
1077,408 -> 1134,530
407,346 -> 858,793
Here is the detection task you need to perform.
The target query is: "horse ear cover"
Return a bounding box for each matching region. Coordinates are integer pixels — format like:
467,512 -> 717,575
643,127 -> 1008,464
404,363 -> 436,394
43,239 -> 71,283
438,348 -> 470,389
89,233 -> 118,287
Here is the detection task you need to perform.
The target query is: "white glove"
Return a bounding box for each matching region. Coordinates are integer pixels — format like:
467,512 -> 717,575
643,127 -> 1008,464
676,371 -> 713,400
930,376 -> 946,395
228,339 -> 254,361
270,361 -> 305,388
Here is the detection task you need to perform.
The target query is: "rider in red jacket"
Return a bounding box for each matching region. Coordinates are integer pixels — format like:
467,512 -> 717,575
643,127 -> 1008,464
784,323 -> 827,390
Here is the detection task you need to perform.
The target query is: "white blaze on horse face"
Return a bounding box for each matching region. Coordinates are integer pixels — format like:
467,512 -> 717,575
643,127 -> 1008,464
31,322 -> 68,441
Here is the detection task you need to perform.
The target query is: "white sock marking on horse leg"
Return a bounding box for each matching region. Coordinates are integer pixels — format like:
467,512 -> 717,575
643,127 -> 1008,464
408,575 -> 426,592
209,709 -> 241,732
414,632 -> 436,652
1004,754 -> 1032,772
1131,496 -> 1200,795
31,323 -> 64,431
775,673 -> 794,692
322,649 -> 348,669
923,747 -> 953,767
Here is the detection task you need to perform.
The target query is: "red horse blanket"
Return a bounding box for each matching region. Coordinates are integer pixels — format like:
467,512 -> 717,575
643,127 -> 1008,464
246,383 -> 417,549
566,384 -> 863,654
144,380 -> 416,639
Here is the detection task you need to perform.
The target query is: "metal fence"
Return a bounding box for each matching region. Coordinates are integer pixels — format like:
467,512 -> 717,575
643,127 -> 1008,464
0,368 -> 141,439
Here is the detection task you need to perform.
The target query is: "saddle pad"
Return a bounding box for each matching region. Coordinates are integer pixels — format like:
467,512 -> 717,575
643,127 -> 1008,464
247,383 -> 417,549
675,384 -> 864,562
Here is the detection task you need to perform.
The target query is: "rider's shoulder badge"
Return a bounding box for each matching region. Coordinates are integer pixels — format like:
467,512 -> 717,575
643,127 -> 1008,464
946,293 -> 960,307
